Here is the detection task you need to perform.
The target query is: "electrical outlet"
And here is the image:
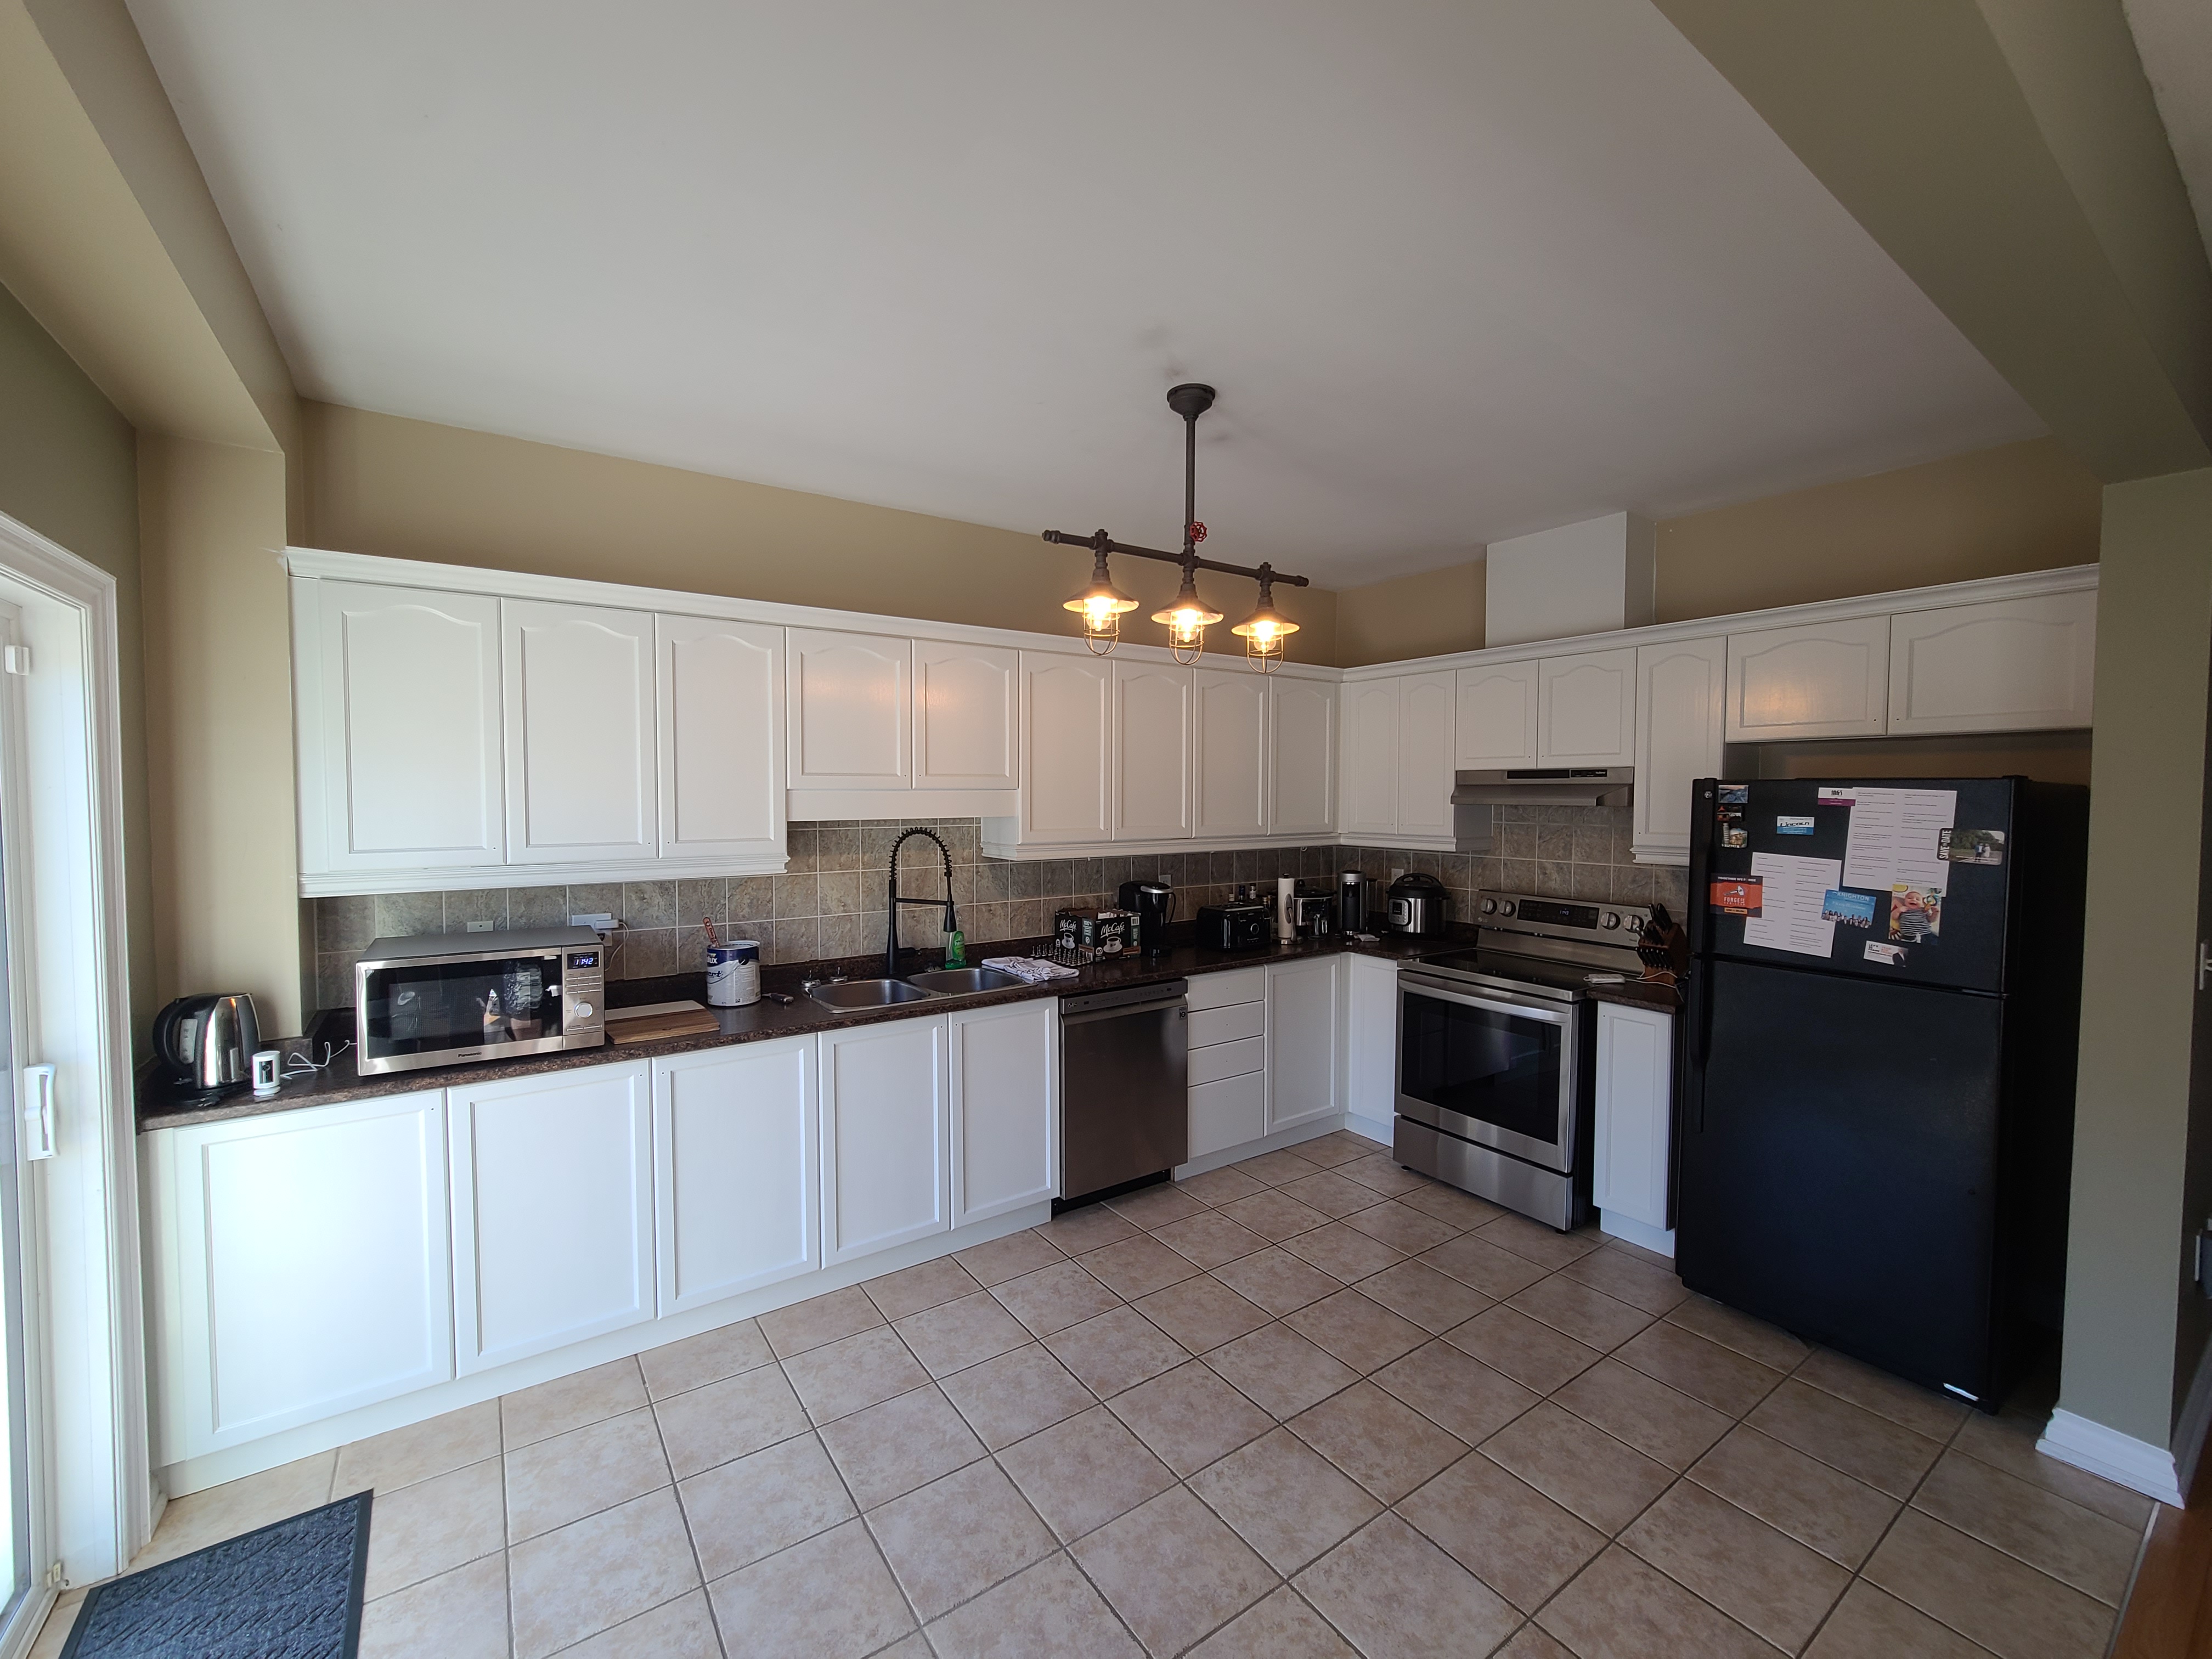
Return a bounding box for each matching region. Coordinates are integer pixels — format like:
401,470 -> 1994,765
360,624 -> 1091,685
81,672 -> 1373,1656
570,913 -> 617,931
1390,867 -> 1405,882
466,920 -> 494,933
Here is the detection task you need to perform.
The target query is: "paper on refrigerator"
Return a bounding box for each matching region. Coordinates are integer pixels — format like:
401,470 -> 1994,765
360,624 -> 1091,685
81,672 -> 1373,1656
1742,852 -> 1843,957
1837,787 -> 1957,892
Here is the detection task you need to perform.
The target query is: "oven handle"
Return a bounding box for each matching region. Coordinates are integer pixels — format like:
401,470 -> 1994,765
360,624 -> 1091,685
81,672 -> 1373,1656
1397,975 -> 1573,1028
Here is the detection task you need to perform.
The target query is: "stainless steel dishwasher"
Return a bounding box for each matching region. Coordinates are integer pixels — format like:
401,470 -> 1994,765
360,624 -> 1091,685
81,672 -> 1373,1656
1060,979 -> 1188,1203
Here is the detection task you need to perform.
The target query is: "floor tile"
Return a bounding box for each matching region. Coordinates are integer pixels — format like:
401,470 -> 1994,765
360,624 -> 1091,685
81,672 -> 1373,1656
1864,1507 -> 2115,1659
1108,1180 -> 1210,1228
1280,1222 -> 1406,1283
1336,1153 -> 1431,1196
1208,1246 -> 1344,1316
1803,1581 -> 1994,1659
501,1357 -> 648,1449
1445,1306 -> 1605,1394
363,1457 -> 506,1598
1189,1585 -> 1356,1657
1747,1379 -> 1944,1498
1620,1477 -> 1850,1651
1395,1182 -> 1509,1229
940,1341 -> 1097,1450
505,1406 -> 672,1542
131,1451 -> 337,1569
818,1383 -> 985,1510
509,1486 -> 701,1659
1611,1320 -> 1782,1417
679,1430 -> 856,1579
783,1323 -> 931,1423
1950,1412 -> 2154,1530
923,1550 -> 1143,1658
654,1360 -> 811,1479
1296,1513 -> 1521,1659
1217,1188 -> 1334,1243
1108,1361 -> 1275,1476
1496,1625 -> 1577,1659
1478,1403 -> 1675,1534
896,1291 -> 1034,1378
1559,1246 -> 1691,1316
1339,1199 -> 1463,1256
1132,1274 -> 1272,1353
1081,1233 -> 1206,1300
955,1226 -> 1066,1287
638,1317 -> 774,1400
1289,1380 -> 1467,1502
706,1516 -> 916,1659
1151,1209 -> 1272,1270
993,1259 -> 1126,1337
1344,1259 -> 1492,1333
1686,1424 -> 1900,1570
1476,1215 -> 1604,1271
1235,1148 -> 1325,1186
557,1588 -> 721,1658
1204,1322 -> 1361,1420
1534,1544 -> 1774,1659
866,1254 -> 986,1322
758,1284 -> 885,1357
1039,1203 -> 1139,1254
1178,1165 -> 1269,1207
1396,1452 -> 1605,1612
1295,1131 -> 1377,1170
1280,1169 -> 1387,1218
867,1458 -> 1056,1620
334,1400 -> 500,1495
1553,1358 -> 1733,1470
358,1552 -> 507,1659
996,1406 -> 1178,1542
1912,1447 -> 2140,1605
1187,1426 -> 1383,1574
1506,1274 -> 1655,1352
1796,1347 -> 1970,1442
1371,1340 -> 1541,1445
1418,1234 -> 1552,1301
1073,1486 -> 1278,1656
1045,1305 -> 1192,1397
1664,1294 -> 1809,1373
1287,1288 -> 1432,1373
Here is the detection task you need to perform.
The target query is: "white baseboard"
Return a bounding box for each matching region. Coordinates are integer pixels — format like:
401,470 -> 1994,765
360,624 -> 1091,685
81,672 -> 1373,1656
1343,1112 -> 1392,1147
1173,1118 -> 1347,1180
1600,1210 -> 1675,1258
2037,1408 -> 2185,1506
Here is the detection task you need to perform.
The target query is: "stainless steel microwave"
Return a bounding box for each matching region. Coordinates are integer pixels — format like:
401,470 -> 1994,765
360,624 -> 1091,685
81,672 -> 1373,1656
354,927 -> 607,1076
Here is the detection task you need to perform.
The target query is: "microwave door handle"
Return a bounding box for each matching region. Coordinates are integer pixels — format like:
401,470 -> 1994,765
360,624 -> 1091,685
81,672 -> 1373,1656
1399,980 -> 1572,1028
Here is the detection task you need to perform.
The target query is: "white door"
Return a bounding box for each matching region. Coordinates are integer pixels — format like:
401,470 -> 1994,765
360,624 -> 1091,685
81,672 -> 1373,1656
1455,661 -> 1538,768
309,580 -> 504,872
913,639 -> 1020,788
1631,637 -> 1726,866
787,628 -> 912,788
821,1018 -> 950,1264
1340,679 -> 1400,838
1020,652 -> 1113,844
1269,678 -> 1336,837
1886,591 -> 2097,734
1194,669 -> 1269,840
1726,616 -> 1890,741
1344,955 -> 1401,1125
149,1093 -> 452,1463
1537,648 -> 1636,767
950,1001 -> 1058,1226
1114,661 -> 1195,840
504,600 -> 657,864
449,1061 -> 654,1375
1397,673 -> 1457,838
1266,956 -> 1340,1132
652,1038 -> 819,1316
1593,1002 -> 1674,1238
657,614 -> 785,861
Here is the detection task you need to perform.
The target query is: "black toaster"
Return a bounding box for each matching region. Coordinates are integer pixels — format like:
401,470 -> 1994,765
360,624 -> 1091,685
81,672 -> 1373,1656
1196,902 -> 1271,952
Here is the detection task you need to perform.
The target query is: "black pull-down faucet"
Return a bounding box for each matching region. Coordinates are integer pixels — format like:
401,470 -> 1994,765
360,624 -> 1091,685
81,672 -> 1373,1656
887,827 -> 958,979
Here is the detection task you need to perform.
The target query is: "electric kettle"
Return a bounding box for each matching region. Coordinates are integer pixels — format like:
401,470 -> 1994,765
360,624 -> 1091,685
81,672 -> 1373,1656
153,993 -> 262,1089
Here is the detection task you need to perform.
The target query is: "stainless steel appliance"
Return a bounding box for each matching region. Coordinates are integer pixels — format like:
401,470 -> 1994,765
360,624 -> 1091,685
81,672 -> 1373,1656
1291,891 -> 1338,938
1394,890 -> 1652,1229
1385,872 -> 1452,936
1118,880 -> 1176,956
1196,902 -> 1271,951
1449,768 -> 1634,854
153,993 -> 262,1088
1060,980 -> 1188,1203
1340,870 -> 1367,931
354,927 -> 607,1076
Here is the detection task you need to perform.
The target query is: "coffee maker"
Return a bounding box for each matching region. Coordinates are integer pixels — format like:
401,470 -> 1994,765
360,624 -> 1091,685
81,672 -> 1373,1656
1118,880 -> 1176,956
1339,871 -> 1368,932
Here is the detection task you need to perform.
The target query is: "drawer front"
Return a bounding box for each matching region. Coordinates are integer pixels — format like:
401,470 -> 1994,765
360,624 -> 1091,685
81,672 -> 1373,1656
1188,1035 -> 1264,1087
1188,968 -> 1267,1012
1188,1072 -> 1266,1161
1189,1001 -> 1265,1049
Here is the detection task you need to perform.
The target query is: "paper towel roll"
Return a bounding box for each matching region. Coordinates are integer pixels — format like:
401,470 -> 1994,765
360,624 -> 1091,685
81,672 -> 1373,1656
1277,875 -> 1295,941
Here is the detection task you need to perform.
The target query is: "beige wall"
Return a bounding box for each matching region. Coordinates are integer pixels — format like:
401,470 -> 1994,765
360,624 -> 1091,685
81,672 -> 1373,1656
1336,560 -> 1486,670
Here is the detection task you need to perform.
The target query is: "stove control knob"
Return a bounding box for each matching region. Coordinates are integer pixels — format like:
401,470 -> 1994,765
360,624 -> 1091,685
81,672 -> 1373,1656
1498,900 -> 1516,917
1626,916 -> 1645,934
1480,898 -> 1496,915
1601,912 -> 1621,930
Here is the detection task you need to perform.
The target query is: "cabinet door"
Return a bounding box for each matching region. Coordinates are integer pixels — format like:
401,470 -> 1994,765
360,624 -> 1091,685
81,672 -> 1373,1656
657,614 -> 785,860
1269,678 -> 1337,837
1726,617 -> 1889,741
1397,673 -> 1457,837
1340,679 -> 1400,838
1537,648 -> 1635,766
914,639 -> 1019,787
150,1092 -> 452,1462
449,1061 -> 654,1375
1194,669 -> 1269,840
1455,661 -> 1538,768
821,1017 -> 950,1264
1887,591 -> 2096,735
1266,956 -> 1341,1132
950,1001 -> 1058,1226
1592,1002 -> 1674,1233
504,600 -> 657,863
312,581 -> 504,871
1114,661 -> 1196,840
1020,652 -> 1113,844
652,1038 -> 818,1317
1344,955 -> 1400,1125
1631,637 -> 1726,866
788,628 -> 912,788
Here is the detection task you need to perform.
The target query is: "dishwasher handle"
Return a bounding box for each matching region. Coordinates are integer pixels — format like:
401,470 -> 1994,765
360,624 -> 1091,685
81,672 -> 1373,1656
1061,996 -> 1187,1029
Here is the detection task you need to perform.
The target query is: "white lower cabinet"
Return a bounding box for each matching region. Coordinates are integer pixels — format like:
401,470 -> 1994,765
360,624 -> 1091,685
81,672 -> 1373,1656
821,1017 -> 951,1264
1592,1001 -> 1675,1254
449,1061 -> 655,1375
149,1092 -> 454,1463
1266,956 -> 1341,1132
950,1001 -> 1058,1226
1187,968 -> 1268,1160
652,1037 -> 819,1317
1344,955 -> 1400,1125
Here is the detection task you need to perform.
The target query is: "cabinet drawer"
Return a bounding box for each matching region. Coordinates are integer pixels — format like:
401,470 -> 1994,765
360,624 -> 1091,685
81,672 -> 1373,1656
1188,968 -> 1267,1011
1189,1035 -> 1264,1087
1188,1072 -> 1266,1161
1189,1001 -> 1265,1049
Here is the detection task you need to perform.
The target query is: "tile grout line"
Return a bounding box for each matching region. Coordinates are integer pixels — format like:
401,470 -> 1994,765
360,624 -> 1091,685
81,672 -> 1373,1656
639,1384 -> 730,1659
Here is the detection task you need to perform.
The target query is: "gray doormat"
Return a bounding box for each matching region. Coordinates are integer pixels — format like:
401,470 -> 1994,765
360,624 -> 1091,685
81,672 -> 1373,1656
60,1490 -> 371,1658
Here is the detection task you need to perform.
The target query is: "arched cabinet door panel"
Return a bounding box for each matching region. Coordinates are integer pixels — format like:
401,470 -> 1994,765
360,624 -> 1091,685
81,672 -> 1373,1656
788,628 -> 913,789
504,600 -> 657,864
657,615 -> 785,860
914,639 -> 1019,788
1726,618 -> 1889,742
1886,592 -> 2095,735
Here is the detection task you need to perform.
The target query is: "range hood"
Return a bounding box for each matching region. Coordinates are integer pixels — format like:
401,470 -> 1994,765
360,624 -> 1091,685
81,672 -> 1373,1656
1451,768 -> 1635,853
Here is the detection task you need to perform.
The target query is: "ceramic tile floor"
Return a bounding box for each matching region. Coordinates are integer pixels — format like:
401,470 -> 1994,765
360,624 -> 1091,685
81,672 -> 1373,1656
34,1130 -> 2158,1658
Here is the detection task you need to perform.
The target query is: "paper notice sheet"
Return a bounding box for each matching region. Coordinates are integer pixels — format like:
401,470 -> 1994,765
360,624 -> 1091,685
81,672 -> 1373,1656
1742,851 -> 1843,957
1838,787 -> 1957,892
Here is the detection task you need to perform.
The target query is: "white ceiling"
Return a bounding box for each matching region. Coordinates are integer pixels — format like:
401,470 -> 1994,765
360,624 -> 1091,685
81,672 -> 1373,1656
2125,0 -> 2212,264
125,0 -> 2042,588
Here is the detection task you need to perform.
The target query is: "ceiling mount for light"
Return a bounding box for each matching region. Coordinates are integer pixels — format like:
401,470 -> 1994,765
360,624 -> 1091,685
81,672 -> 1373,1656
1041,383 -> 1310,669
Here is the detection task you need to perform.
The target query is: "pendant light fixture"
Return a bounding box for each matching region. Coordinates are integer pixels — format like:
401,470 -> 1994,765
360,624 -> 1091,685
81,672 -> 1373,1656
1040,383 -> 1311,670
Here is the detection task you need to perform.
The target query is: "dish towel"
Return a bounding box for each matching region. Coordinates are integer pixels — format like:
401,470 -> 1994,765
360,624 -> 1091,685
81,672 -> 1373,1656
981,956 -> 1079,983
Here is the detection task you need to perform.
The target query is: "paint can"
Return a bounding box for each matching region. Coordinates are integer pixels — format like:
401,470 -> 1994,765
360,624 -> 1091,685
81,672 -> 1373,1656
707,940 -> 761,1007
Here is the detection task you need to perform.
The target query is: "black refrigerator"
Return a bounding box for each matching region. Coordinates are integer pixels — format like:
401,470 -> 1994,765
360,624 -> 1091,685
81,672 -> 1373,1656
1679,776 -> 2087,1409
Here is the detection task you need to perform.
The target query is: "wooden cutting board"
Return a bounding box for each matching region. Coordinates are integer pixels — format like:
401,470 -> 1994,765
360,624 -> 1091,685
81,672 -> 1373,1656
607,1007 -> 723,1044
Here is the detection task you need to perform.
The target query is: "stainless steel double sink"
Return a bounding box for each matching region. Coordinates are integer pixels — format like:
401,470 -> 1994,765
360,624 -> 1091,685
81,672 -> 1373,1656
805,966 -> 1026,1009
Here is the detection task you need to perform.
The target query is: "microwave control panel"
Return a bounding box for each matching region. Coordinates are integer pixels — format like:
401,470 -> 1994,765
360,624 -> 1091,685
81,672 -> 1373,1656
562,949 -> 607,1031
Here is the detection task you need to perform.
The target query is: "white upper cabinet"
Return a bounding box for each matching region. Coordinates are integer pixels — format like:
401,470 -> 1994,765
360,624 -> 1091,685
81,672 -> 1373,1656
1340,679 -> 1400,838
1537,648 -> 1636,766
656,614 -> 784,861
1194,669 -> 1269,840
1887,591 -> 2096,735
504,600 -> 657,864
1020,652 -> 1113,844
821,1017 -> 950,1265
787,628 -> 912,788
949,1001 -> 1058,1227
1114,661 -> 1195,841
1726,616 -> 1889,741
1270,677 -> 1336,838
306,580 -> 505,873
1397,672 -> 1458,838
1632,637 -> 1726,866
913,639 -> 1019,788
1455,660 -> 1538,769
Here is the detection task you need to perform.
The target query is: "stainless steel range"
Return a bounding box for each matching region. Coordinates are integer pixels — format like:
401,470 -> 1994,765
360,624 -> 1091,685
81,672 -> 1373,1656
1394,891 -> 1654,1231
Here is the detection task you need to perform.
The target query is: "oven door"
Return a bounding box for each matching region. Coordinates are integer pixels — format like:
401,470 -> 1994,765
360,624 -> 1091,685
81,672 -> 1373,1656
1396,972 -> 1579,1172
356,949 -> 571,1074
